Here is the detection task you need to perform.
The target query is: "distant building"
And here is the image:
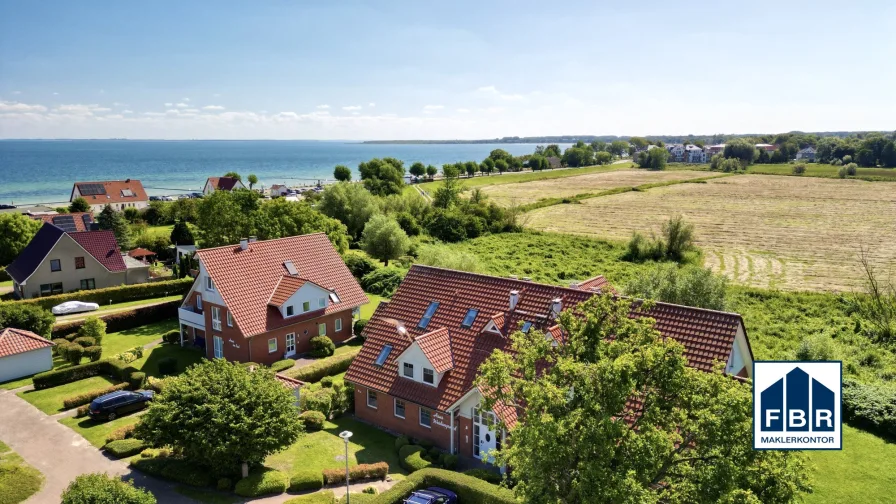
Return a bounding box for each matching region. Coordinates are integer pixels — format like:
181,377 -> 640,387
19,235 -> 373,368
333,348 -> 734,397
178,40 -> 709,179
203,177 -> 247,196
70,180 -> 148,213
704,144 -> 726,159
685,144 -> 706,163
755,143 -> 777,152
796,147 -> 816,162
546,157 -> 562,169
666,144 -> 687,162
269,184 -> 290,197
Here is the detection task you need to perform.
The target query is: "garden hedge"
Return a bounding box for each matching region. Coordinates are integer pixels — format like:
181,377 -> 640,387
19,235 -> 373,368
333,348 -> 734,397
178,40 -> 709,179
339,494 -> 377,504
234,468 -> 289,497
129,371 -> 146,389
289,468 -> 324,492
299,410 -> 326,431
62,382 -> 129,409
72,336 -> 96,347
52,301 -> 180,339
105,423 -> 138,444
394,436 -> 409,453
322,462 -> 388,485
105,439 -> 148,458
284,490 -> 336,504
130,456 -> 213,487
284,348 -> 360,382
33,359 -> 110,389
842,379 -> 896,440
372,468 -> 515,504
271,358 -> 296,373
7,277 -> 193,311
399,445 -> 432,472
462,469 -> 503,484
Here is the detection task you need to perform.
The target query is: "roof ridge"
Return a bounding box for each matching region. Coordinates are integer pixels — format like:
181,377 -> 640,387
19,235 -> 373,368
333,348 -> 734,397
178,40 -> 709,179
629,297 -> 744,320
197,232 -> 328,254
409,264 -> 592,296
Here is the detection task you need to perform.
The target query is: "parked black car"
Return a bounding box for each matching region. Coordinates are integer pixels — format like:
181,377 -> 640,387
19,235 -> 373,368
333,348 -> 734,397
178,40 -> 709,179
405,487 -> 458,504
88,390 -> 154,421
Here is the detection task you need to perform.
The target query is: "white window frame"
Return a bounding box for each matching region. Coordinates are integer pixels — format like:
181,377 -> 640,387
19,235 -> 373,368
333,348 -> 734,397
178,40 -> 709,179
268,337 -> 278,354
403,362 -> 414,378
286,305 -> 294,317
319,297 -> 326,308
420,407 -> 432,428
213,335 -> 223,359
302,301 -> 310,312
318,323 -> 326,336
211,306 -> 222,331
206,276 -> 215,291
394,399 -> 406,419
367,389 -> 378,409
226,311 -> 233,327
196,294 -> 203,311
335,318 -> 343,332
50,259 -> 61,272
285,333 -> 296,355
423,367 -> 434,385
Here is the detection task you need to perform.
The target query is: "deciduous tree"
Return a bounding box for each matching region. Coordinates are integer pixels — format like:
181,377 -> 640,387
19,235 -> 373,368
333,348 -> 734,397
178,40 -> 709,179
478,295 -> 810,504
97,204 -> 133,250
425,164 -> 438,180
408,162 -> 425,180
252,198 -> 348,253
69,197 -> 90,213
247,174 -> 258,189
0,213 -> 42,265
358,157 -> 405,196
318,182 -> 377,241
223,171 -> 242,182
360,215 -> 410,266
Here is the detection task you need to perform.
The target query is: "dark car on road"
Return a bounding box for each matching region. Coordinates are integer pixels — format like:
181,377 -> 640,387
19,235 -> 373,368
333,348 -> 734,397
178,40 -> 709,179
405,487 -> 458,504
88,390 -> 154,421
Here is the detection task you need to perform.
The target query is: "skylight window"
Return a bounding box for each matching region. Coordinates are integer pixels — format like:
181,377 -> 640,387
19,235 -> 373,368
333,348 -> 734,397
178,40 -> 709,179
418,302 -> 439,329
375,345 -> 393,366
329,292 -> 340,303
521,321 -> 533,333
461,309 -> 478,328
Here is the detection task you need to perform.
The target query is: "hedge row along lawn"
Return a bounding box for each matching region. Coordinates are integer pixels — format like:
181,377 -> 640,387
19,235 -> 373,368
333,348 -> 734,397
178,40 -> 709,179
0,440 -> 44,504
0,276 -> 193,311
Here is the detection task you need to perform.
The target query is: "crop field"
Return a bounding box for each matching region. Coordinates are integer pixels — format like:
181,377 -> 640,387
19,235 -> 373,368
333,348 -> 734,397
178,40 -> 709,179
525,175 -> 896,291
414,162 -> 628,193
480,169 -> 714,206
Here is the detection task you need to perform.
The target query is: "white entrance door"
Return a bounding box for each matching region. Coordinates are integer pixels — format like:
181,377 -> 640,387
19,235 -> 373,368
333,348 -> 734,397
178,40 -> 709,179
285,333 -> 296,357
213,335 -> 223,359
473,407 -> 499,463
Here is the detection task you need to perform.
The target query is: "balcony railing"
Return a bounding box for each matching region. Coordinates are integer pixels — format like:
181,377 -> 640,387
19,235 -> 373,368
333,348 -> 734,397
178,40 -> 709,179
178,306 -> 205,328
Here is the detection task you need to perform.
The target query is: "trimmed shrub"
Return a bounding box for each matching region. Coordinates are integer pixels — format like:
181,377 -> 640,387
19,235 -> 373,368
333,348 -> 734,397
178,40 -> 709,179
106,358 -> 135,381
417,439 -> 434,450
360,267 -> 405,297
320,376 -> 334,388
77,316 -> 106,345
845,162 -> 858,176
399,445 -> 432,472
0,302 -> 55,337
299,410 -> 326,431
83,345 -> 103,362
145,376 -> 172,393
339,494 -> 377,504
162,329 -> 181,345
105,423 -> 138,444
73,336 -> 96,347
76,404 -> 90,417
343,250 -> 380,280
842,379 -> 896,440
427,447 -> 441,461
62,382 -> 129,409
289,468 -> 324,492
14,277 -> 194,311
113,345 -> 145,364
130,456 -> 213,487
217,478 -> 233,491
271,358 -> 296,373
157,357 -> 178,376
363,486 -> 378,495
129,371 -> 146,389
64,344 -> 85,365
234,468 -> 289,497
792,163 -> 807,175
310,335 -> 335,358
33,359 -> 109,389
61,473 -> 156,504
332,381 -> 354,417
462,468 -> 502,484
302,389 -> 335,417
375,468 -> 514,504
354,318 -> 368,338
395,436 -> 410,453
322,462 -> 388,485
284,348 -> 359,382
441,454 -> 458,470
284,490 -> 336,504
52,301 -> 180,339
105,439 -> 148,458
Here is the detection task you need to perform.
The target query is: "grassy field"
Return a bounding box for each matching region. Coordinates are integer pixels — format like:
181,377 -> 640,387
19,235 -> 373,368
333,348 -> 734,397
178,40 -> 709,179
480,168 -> 715,206
525,174 -> 896,291
805,425 -> 896,503
415,163 -> 627,193
0,440 -> 44,504
360,293 -> 387,320
59,413 -> 143,448
748,163 -> 896,181
17,375 -> 119,414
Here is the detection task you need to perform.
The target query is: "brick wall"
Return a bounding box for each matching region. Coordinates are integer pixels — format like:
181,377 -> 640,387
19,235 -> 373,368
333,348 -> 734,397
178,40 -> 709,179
353,386 -> 454,451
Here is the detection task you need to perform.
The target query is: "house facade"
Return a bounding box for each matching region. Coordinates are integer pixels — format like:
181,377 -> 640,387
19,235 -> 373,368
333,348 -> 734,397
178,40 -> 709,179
0,328 -> 55,382
6,223 -> 148,299
177,233 -> 368,365
685,144 -> 706,163
796,146 -> 816,161
70,180 -> 148,213
345,266 -> 754,463
203,177 -> 247,196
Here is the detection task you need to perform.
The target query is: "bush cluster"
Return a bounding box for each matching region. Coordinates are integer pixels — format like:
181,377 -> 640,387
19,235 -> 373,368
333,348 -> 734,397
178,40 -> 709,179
61,473 -> 156,504
13,277 -> 194,311
53,301 -> 180,339
299,410 -> 326,431
234,468 -> 289,497
624,264 -> 727,311
157,357 -> 178,376
129,371 -> 146,389
162,329 -> 181,345
130,456 -> 214,487
354,319 -> 368,338
217,478 -> 233,491
62,382 -> 129,409
113,345 -> 145,364
399,445 -> 432,472
302,388 -> 335,417
360,267 -> 406,297
374,468 -> 515,504
271,358 -> 296,373
105,423 -> 138,444
322,462 -> 388,485
284,348 -> 359,382
289,468 -> 325,492
842,379 -> 896,440
623,216 -> 696,263
72,336 -> 96,347
310,335 -> 336,358
105,439 -> 148,459
343,250 -> 380,280
0,302 -> 55,337
792,163 -> 807,175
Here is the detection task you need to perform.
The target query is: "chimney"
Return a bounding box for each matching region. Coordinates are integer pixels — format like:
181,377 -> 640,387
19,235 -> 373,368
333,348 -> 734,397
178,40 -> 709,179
125,178 -> 131,183
240,238 -> 248,251
551,298 -> 562,318
509,290 -> 519,311
249,236 -> 257,243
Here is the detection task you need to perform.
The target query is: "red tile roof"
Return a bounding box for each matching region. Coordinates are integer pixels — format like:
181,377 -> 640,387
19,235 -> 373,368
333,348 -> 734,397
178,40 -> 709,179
415,328 -> 454,373
71,180 -> 148,204
32,212 -> 94,232
0,328 -> 55,358
69,230 -> 127,272
196,233 -> 367,337
346,266 -> 746,416
573,275 -> 609,292
275,373 -> 304,390
268,276 -> 311,306
206,177 -> 243,191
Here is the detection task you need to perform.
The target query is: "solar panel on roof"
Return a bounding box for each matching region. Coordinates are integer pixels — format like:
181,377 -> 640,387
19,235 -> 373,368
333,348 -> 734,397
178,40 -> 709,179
78,183 -> 106,196
52,215 -> 77,233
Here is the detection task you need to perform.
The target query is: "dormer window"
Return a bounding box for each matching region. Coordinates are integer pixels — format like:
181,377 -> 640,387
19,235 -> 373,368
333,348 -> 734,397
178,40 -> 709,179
302,301 -> 310,312
418,302 -> 439,329
423,368 -> 434,384
403,362 -> 414,378
521,321 -> 533,333
286,305 -> 294,317
318,297 -> 326,308
461,309 -> 479,328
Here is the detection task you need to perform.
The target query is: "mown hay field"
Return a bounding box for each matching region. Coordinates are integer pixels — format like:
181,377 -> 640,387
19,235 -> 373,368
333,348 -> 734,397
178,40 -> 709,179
480,168 -> 713,206
525,174 -> 896,291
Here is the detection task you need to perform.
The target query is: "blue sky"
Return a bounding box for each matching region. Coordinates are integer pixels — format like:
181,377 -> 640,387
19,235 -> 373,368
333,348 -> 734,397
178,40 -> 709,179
1,0 -> 894,140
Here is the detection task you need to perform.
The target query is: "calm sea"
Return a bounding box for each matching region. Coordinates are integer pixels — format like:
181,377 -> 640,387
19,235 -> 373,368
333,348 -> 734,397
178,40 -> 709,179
0,140 -> 562,206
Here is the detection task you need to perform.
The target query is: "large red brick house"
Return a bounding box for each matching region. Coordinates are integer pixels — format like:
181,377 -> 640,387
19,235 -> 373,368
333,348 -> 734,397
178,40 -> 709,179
345,266 -> 753,463
177,234 -> 368,365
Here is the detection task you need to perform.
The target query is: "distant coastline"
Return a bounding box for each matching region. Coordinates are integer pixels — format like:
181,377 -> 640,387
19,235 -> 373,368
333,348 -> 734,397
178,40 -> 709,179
363,131 -> 886,145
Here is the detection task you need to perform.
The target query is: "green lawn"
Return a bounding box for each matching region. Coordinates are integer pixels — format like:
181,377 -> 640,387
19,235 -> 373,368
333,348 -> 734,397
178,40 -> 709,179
174,486 -> 241,504
805,425 -> 896,503
415,163 -> 627,193
747,163 -> 896,181
0,280 -> 12,288
360,294 -> 387,320
266,417 -> 407,480
0,440 -> 44,504
90,295 -> 182,314
17,375 -> 119,414
141,224 -> 174,238
59,413 -> 144,449
133,342 -> 204,378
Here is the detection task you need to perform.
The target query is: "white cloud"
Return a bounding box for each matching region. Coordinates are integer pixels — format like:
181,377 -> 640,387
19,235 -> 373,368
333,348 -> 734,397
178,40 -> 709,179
143,112 -> 165,116
476,85 -> 524,101
175,103 -> 189,108
342,105 -> 362,111
316,104 -> 330,109
122,110 -> 133,114
104,114 -> 124,120
0,101 -> 48,113
112,102 -> 126,107
184,108 -> 199,113
456,108 -> 471,113
368,102 -> 376,107
12,91 -> 21,95
422,105 -> 445,114
203,105 -> 226,111
164,102 -> 173,107
182,98 -> 190,102
53,104 -> 110,115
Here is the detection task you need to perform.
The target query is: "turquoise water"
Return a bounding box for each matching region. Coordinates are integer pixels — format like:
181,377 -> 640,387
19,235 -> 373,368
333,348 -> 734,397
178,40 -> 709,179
0,140 -> 558,206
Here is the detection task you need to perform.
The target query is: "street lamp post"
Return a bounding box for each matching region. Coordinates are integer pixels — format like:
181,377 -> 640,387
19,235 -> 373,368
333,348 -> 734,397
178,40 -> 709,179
339,430 -> 353,504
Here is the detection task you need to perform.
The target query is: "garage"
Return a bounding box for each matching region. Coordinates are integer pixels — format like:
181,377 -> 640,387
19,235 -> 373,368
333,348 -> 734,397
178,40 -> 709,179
0,328 -> 55,383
